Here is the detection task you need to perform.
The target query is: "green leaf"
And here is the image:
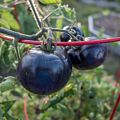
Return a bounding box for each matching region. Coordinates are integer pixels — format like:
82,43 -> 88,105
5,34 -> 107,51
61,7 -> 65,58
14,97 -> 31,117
4,0 -> 14,3
41,85 -> 74,111
0,76 -> 16,93
0,41 -> 6,57
5,113 -> 17,120
0,0 -> 4,4
58,104 -> 74,118
39,0 -> 61,5
0,5 -> 13,11
56,18 -> 63,38
0,100 -> 16,113
60,5 -> 76,22
1,10 -> 20,30
10,90 -> 23,98
18,5 -> 38,34
0,19 -> 10,28
0,106 -> 3,120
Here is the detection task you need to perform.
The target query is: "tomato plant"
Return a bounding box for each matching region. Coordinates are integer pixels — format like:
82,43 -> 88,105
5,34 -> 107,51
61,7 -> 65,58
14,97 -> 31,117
0,0 -> 120,120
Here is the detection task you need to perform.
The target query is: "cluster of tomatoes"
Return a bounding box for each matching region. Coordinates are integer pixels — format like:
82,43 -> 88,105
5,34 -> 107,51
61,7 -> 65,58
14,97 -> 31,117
17,26 -> 107,95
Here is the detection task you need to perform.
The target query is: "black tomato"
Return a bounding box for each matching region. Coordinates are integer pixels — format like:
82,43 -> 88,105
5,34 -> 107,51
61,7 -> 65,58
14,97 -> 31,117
60,32 -> 71,42
60,26 -> 71,42
60,26 -> 84,42
17,47 -> 72,95
72,26 -> 84,37
68,44 -> 107,70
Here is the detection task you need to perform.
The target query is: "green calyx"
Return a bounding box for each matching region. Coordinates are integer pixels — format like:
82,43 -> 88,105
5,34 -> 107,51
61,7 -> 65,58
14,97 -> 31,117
40,39 -> 56,53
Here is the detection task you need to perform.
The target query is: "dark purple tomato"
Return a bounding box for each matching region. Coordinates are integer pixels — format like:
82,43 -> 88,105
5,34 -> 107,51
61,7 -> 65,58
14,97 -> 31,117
60,26 -> 84,42
68,44 -> 107,70
72,26 -> 84,37
60,32 -> 71,42
17,47 -> 72,95
60,26 -> 71,42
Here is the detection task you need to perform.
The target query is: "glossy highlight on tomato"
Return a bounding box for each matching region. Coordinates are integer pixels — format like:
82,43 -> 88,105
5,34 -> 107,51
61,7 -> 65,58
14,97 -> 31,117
72,26 -> 84,37
60,26 -> 84,42
60,32 -> 71,42
17,47 -> 72,95
68,44 -> 107,70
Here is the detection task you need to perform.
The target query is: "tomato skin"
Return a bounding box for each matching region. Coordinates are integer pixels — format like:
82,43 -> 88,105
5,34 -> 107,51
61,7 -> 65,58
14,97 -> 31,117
60,26 -> 84,42
68,44 -> 107,70
60,26 -> 71,42
72,27 -> 84,37
17,47 -> 72,95
60,32 -> 71,42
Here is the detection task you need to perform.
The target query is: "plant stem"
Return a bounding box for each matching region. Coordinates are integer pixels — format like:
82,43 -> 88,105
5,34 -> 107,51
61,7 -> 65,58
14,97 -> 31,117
51,28 -> 79,41
0,27 -> 46,40
0,5 -> 13,11
13,38 -> 21,60
27,0 -> 42,29
42,7 -> 60,22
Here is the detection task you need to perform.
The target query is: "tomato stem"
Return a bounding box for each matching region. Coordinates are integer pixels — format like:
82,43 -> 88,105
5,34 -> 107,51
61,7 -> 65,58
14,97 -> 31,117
0,27 -> 46,40
27,0 -> 42,29
51,28 -> 79,41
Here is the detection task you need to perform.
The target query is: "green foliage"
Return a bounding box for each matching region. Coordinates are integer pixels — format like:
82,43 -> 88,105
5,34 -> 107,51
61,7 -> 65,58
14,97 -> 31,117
0,0 -> 120,120
0,76 -> 16,93
17,5 -> 38,34
0,100 -> 16,113
0,10 -> 19,30
39,0 -> 61,5
108,0 -> 120,3
0,100 -> 17,120
0,106 -> 3,120
63,0 -> 104,23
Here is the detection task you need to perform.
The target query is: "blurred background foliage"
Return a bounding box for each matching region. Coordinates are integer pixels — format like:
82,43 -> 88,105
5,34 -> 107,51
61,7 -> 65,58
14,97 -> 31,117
0,0 -> 120,120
